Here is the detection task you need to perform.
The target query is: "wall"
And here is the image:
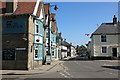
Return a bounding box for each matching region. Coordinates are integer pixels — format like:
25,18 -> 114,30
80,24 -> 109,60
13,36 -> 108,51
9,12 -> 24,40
2,15 -> 29,69
27,15 -> 35,70
91,35 -> 119,57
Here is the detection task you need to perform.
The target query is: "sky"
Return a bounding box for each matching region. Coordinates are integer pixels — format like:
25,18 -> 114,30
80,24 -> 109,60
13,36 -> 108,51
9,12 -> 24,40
48,2 -> 118,46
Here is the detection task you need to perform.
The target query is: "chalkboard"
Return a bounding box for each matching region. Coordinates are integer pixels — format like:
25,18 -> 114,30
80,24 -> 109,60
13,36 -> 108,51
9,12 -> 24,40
2,49 -> 15,60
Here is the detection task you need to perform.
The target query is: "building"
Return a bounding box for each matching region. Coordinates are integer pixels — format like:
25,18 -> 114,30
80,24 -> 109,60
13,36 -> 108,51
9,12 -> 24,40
44,4 -> 59,62
61,40 -> 71,58
56,33 -> 63,59
50,14 -> 57,60
1,0 -> 46,70
70,45 -> 76,57
89,15 -> 120,59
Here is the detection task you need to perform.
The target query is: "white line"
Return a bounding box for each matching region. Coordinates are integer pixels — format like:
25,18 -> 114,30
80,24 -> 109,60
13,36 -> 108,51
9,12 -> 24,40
59,72 -> 69,78
64,71 -> 71,76
64,71 -> 73,78
104,71 -> 117,76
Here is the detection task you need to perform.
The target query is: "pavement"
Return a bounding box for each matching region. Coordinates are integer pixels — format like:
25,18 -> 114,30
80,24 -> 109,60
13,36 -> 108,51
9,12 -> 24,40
1,60 -> 64,76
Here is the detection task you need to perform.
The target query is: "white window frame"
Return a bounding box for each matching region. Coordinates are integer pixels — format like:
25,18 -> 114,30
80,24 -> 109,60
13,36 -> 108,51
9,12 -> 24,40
36,24 -> 39,34
34,45 -> 39,59
101,46 -> 107,54
101,35 -> 107,43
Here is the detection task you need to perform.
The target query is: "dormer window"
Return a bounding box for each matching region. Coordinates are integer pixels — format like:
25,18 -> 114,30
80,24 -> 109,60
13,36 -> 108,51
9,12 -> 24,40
101,35 -> 106,42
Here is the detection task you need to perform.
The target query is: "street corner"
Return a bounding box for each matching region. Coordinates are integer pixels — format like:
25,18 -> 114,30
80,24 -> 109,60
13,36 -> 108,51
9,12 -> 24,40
59,61 -> 68,71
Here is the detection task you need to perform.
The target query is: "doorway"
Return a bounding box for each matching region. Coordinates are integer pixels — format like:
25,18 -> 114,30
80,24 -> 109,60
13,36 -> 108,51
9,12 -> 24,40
112,48 -> 117,57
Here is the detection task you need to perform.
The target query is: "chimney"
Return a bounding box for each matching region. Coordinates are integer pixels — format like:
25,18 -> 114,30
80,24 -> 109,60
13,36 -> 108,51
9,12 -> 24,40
59,32 -> 61,37
6,0 -> 18,13
113,15 -> 117,24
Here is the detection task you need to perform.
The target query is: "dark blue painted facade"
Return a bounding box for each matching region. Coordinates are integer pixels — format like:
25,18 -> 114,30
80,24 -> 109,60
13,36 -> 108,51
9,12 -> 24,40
3,17 -> 27,34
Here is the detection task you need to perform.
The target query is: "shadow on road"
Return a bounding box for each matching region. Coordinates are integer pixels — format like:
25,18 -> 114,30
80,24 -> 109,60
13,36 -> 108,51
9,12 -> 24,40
62,56 -> 91,61
62,56 -> 114,62
2,72 -> 43,75
102,66 -> 120,70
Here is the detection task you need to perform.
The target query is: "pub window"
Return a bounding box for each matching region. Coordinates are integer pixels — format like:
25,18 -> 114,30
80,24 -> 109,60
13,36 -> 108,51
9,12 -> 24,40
101,47 -> 107,53
2,49 -> 15,60
101,35 -> 106,42
36,25 -> 39,33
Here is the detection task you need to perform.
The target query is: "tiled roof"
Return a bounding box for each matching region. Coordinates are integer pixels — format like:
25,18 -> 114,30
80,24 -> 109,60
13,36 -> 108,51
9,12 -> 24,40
52,22 -> 57,32
36,2 -> 43,18
50,13 -> 56,19
13,2 -> 36,15
0,0 -> 43,17
44,4 -> 50,15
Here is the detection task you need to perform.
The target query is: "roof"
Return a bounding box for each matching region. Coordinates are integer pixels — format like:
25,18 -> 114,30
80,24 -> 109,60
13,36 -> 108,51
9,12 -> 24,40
50,13 -> 56,19
92,23 -> 120,36
61,41 -> 70,46
52,22 -> 57,32
13,2 -> 36,15
44,4 -> 50,15
0,0 -> 43,17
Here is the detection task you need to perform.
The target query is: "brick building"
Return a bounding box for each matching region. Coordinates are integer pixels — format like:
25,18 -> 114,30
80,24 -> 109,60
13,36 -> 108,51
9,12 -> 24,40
1,0 -> 45,70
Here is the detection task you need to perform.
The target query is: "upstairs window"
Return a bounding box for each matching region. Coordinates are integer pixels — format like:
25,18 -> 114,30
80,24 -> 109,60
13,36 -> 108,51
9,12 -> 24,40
101,35 -> 106,42
36,25 -> 39,33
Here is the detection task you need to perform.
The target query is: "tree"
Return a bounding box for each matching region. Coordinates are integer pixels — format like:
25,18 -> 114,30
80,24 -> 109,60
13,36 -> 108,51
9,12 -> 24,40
76,45 -> 79,55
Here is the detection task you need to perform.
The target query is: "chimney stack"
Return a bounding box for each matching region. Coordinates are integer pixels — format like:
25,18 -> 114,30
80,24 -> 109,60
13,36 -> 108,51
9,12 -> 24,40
59,32 -> 61,37
6,0 -> 18,13
113,15 -> 117,24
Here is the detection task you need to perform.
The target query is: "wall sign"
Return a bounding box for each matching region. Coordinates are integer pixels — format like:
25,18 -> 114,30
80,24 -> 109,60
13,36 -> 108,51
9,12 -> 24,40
3,18 -> 26,33
15,48 -> 26,50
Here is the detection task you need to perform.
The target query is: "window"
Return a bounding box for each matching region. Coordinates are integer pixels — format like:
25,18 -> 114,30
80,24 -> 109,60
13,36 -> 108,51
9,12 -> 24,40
101,35 -> 106,42
35,49 -> 38,58
101,47 -> 107,53
36,25 -> 39,33
52,51 -> 54,56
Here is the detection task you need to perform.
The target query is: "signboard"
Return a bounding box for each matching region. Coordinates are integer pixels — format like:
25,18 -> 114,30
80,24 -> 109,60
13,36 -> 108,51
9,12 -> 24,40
2,49 -> 15,60
3,18 -> 26,33
15,48 -> 26,50
46,56 -> 51,63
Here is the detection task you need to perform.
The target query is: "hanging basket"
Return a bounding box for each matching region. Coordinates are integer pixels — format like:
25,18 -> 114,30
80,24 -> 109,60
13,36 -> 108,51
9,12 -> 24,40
36,39 -> 40,42
22,38 -> 27,41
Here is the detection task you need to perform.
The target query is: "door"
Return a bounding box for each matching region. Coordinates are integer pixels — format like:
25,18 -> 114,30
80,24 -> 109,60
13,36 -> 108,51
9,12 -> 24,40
112,48 -> 117,57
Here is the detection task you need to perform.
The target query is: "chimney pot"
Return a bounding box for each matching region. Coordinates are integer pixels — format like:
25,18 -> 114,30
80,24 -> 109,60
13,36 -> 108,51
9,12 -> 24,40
113,15 -> 117,24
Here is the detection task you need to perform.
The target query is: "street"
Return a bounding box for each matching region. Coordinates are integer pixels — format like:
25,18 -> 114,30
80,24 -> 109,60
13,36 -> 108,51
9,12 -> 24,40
2,57 -> 120,80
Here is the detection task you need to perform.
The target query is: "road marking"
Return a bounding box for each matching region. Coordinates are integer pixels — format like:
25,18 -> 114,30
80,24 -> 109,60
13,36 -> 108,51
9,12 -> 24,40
59,72 -> 69,78
104,71 -> 117,76
64,71 -> 73,78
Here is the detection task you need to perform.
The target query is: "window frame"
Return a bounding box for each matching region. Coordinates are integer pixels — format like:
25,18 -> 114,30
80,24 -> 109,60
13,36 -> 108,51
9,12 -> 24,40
101,46 -> 107,54
36,25 -> 39,34
101,35 -> 107,42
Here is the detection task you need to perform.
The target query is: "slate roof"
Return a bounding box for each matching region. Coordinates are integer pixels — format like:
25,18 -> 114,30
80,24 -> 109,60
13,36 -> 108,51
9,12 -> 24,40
92,22 -> 120,36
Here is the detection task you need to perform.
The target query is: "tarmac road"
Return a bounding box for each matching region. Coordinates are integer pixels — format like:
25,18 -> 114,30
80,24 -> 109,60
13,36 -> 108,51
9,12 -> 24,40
2,57 -> 120,80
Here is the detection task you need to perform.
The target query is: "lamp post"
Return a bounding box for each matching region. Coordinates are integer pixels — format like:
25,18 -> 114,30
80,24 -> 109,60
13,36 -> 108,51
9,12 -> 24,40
46,4 -> 58,65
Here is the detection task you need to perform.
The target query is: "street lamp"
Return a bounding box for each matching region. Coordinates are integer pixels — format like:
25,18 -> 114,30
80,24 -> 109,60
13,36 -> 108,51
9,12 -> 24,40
46,4 -> 58,65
